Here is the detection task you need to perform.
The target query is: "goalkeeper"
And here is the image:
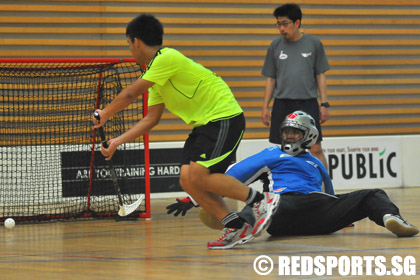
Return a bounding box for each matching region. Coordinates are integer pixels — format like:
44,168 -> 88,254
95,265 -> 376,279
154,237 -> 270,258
93,14 -> 280,250
168,111 -> 419,238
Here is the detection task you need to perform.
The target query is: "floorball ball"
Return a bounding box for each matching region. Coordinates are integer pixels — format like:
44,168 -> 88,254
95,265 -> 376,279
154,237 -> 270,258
4,218 -> 15,229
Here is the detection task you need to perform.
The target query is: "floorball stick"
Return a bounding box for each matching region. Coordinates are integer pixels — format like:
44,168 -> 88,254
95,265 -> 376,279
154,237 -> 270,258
93,111 -> 144,216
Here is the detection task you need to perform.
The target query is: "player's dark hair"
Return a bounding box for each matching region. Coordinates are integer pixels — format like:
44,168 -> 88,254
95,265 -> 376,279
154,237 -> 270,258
126,14 -> 163,46
273,3 -> 302,25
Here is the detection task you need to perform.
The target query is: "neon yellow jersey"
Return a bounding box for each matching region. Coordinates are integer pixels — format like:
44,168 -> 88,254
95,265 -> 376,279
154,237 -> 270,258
141,48 -> 243,127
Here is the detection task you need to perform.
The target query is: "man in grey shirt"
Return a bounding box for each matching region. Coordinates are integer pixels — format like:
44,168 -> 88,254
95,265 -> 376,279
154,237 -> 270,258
261,3 -> 330,169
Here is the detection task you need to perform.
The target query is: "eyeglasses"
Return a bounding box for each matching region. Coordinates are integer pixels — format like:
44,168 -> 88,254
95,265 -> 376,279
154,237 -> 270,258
275,21 -> 294,27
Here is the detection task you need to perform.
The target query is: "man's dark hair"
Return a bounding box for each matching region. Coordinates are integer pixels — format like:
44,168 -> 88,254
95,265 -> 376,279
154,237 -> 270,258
126,14 -> 163,46
273,3 -> 302,23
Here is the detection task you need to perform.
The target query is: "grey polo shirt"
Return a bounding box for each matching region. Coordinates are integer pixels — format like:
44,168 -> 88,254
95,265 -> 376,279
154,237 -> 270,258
262,33 -> 330,100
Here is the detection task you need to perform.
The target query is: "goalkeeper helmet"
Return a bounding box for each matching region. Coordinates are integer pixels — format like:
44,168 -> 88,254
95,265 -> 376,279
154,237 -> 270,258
280,111 -> 319,156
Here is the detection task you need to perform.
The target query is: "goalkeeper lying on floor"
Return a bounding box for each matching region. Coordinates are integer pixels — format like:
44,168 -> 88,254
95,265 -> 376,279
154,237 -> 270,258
167,111 -> 419,238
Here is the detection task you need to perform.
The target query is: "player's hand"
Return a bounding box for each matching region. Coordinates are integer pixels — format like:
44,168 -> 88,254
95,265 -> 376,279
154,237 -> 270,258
100,138 -> 118,160
92,109 -> 109,129
261,107 -> 271,126
166,197 -> 195,216
319,106 -> 330,124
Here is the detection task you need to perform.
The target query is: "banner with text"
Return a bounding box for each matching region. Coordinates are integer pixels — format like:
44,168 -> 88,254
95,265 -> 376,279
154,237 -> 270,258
61,148 -> 183,197
323,137 -> 402,189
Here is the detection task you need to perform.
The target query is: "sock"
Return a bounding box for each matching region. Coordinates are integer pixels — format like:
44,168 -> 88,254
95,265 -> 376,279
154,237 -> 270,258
221,212 -> 245,229
245,189 -> 264,206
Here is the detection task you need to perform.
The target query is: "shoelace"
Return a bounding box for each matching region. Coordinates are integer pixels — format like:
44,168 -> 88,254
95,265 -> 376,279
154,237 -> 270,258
218,228 -> 236,241
253,201 -> 261,216
396,215 -> 410,225
391,214 -> 412,226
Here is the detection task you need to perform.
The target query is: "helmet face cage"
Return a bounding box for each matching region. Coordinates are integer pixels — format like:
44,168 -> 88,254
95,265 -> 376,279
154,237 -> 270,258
280,111 -> 319,156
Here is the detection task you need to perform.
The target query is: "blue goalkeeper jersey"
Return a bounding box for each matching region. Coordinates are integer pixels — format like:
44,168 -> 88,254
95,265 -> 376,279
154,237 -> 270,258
227,145 -> 334,195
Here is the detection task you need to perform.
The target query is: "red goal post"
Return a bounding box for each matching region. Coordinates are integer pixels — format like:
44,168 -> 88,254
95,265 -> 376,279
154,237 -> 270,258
0,58 -> 151,222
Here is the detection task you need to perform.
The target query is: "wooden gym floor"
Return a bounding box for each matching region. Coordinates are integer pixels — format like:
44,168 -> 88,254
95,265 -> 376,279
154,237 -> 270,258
0,187 -> 419,280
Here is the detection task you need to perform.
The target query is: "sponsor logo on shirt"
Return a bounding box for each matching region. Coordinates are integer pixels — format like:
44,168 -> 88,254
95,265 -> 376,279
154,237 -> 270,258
306,160 -> 318,168
279,51 -> 288,60
301,52 -> 312,57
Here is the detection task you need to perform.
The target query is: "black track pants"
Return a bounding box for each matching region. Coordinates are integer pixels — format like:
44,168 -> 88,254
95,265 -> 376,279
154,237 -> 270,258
267,189 -> 400,236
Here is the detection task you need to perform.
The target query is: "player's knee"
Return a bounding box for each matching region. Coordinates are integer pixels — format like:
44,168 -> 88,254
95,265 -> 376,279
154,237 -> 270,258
188,172 -> 207,189
179,173 -> 192,192
186,162 -> 211,189
180,171 -> 205,192
372,188 -> 386,196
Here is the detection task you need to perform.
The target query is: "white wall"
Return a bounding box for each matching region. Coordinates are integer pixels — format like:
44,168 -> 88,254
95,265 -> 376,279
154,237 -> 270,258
150,135 -> 419,198
6,136 -> 414,202
401,135 -> 420,187
236,135 -> 420,190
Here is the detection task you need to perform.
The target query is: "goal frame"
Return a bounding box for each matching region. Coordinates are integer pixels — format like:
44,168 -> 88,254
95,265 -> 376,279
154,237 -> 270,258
0,58 -> 151,220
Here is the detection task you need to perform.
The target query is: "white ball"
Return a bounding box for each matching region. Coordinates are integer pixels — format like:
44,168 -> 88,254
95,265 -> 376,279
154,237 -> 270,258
4,218 -> 15,229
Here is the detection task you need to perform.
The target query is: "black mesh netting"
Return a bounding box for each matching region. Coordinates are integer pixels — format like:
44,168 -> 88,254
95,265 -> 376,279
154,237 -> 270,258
0,60 -> 149,223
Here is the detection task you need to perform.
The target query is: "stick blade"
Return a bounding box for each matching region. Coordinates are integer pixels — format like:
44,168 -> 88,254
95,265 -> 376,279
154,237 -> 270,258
118,194 -> 145,217
118,207 -> 126,216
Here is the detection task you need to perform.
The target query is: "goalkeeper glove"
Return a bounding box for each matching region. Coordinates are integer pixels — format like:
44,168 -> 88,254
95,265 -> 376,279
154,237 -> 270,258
166,197 -> 198,217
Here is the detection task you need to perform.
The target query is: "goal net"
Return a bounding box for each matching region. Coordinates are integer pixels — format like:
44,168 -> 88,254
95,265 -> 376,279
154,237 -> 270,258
0,58 -> 150,223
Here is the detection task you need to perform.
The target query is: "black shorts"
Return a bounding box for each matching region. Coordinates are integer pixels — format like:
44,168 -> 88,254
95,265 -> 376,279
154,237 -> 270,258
269,98 -> 322,144
181,113 -> 245,174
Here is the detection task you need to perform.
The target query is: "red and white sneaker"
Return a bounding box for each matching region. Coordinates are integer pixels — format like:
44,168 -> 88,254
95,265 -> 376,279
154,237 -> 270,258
207,222 -> 254,250
251,192 -> 280,237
